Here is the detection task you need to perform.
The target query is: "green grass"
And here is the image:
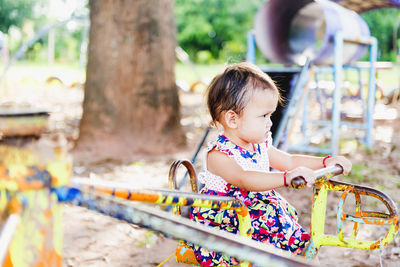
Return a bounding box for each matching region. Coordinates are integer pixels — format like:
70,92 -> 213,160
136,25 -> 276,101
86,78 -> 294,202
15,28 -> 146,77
175,62 -> 225,85
1,60 -> 86,88
2,60 -> 399,95
342,161 -> 388,184
175,62 -> 400,97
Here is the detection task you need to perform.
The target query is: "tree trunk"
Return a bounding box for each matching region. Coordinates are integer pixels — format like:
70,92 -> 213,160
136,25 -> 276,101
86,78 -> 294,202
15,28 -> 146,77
75,0 -> 185,160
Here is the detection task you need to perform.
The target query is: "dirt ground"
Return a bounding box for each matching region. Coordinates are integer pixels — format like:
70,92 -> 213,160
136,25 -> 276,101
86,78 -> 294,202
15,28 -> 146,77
3,78 -> 398,266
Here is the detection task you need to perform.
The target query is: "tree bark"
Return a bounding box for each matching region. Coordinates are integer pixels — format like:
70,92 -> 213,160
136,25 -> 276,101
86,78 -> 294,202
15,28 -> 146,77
75,0 -> 185,160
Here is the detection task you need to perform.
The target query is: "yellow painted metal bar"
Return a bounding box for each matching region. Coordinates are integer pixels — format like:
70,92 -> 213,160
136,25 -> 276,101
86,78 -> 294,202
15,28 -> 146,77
351,192 -> 361,239
315,223 -> 399,249
73,181 -> 253,239
310,180 -> 329,249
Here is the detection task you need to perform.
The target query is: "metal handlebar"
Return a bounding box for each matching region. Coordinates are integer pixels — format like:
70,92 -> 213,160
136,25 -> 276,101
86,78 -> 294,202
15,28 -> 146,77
291,165 -> 344,189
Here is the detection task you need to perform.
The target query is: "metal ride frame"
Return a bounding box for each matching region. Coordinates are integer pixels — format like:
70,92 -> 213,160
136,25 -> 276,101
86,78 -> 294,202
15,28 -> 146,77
1,150 -> 398,267
246,31 -> 378,155
167,160 -> 399,263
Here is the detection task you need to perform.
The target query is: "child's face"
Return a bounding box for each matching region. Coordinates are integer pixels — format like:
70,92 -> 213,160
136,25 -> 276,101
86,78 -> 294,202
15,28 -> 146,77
236,89 -> 278,144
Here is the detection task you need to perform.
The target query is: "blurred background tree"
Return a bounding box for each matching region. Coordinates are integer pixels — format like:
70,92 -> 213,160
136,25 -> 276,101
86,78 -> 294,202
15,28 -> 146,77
76,0 -> 185,159
362,8 -> 400,61
175,0 -> 264,64
0,0 -> 37,33
0,0 -> 88,66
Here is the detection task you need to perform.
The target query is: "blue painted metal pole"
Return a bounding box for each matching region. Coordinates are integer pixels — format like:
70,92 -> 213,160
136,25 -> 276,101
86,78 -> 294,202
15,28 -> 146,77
366,37 -> 377,147
332,31 -> 344,156
302,93 -> 309,137
357,67 -> 367,123
246,30 -> 256,64
177,126 -> 211,190
273,59 -> 310,148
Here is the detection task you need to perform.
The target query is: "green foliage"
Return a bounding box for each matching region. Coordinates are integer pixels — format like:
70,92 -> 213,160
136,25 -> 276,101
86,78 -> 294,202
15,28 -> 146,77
54,27 -> 83,62
0,0 -> 38,33
361,8 -> 400,61
175,0 -> 264,63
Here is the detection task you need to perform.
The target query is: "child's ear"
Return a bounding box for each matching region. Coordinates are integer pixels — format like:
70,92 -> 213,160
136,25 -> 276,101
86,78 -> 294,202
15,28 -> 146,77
224,110 -> 239,128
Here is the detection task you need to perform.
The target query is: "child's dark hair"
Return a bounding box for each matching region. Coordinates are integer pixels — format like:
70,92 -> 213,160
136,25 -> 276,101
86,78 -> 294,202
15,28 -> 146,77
206,62 -> 282,126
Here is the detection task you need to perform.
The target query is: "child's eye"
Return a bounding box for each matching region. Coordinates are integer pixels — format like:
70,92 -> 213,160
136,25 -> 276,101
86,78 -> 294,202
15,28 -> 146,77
261,111 -> 275,118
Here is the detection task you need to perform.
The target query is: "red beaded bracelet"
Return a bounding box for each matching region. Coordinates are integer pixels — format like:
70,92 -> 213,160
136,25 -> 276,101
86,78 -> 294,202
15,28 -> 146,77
323,155 -> 331,168
283,171 -> 289,187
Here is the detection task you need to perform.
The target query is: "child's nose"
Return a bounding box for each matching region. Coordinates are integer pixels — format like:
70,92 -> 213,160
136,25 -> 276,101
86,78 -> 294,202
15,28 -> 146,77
266,117 -> 272,127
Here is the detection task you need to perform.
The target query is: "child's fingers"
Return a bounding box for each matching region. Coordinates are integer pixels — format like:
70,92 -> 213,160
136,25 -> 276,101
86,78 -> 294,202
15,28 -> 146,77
337,158 -> 352,175
305,171 -> 317,187
288,167 -> 316,187
326,156 -> 352,175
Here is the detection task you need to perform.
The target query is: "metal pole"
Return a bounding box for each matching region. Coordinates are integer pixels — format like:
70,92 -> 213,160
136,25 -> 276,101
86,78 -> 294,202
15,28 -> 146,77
60,189 -> 311,267
366,37 -> 377,147
177,126 -> 211,190
246,30 -> 256,64
332,31 -> 343,155
0,214 -> 20,265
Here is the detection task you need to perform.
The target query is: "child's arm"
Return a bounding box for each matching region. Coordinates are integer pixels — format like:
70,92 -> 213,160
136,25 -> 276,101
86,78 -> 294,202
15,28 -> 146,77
268,146 -> 352,175
207,150 -> 316,191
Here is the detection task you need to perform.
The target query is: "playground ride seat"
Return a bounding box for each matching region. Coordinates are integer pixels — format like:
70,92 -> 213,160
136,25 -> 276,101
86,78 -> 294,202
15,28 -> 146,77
169,160 -> 399,265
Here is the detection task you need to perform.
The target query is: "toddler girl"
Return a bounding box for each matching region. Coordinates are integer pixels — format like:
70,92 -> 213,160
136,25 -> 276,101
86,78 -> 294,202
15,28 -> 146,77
190,62 -> 352,266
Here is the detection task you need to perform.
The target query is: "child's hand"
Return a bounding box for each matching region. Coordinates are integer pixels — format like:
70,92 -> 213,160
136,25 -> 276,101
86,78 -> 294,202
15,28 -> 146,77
287,167 -> 316,188
325,156 -> 352,175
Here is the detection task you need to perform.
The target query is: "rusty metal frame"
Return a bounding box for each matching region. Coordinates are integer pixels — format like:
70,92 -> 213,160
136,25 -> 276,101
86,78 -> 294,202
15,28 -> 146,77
302,166 -> 399,259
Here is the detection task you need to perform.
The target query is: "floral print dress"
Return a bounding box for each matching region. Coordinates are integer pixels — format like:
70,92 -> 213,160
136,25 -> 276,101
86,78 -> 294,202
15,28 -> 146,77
190,134 -> 310,266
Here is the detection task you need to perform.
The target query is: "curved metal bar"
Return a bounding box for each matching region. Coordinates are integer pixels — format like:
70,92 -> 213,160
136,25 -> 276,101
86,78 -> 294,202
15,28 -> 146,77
328,180 -> 399,218
168,159 -> 198,193
168,159 -> 198,215
308,178 -> 399,253
301,165 -> 399,259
